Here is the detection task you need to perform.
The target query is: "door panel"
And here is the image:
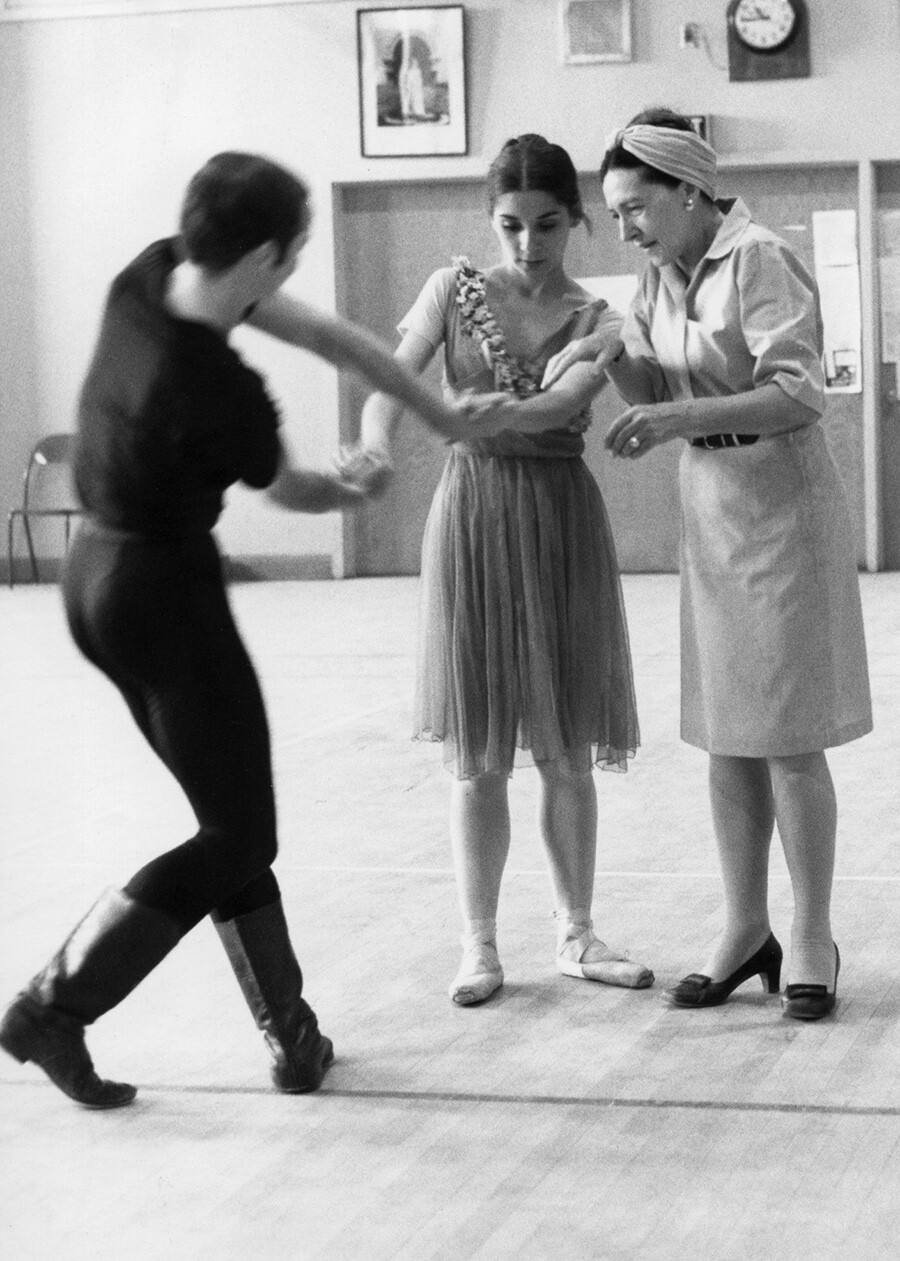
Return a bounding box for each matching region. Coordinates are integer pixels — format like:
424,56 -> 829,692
877,163 -> 900,568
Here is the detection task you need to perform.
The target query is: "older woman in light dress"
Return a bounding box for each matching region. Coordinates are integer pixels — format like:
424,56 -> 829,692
548,108 -> 872,1020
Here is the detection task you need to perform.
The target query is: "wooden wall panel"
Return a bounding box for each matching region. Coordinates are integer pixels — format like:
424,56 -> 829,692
335,165 -> 869,576
877,163 -> 900,570
721,165 -> 865,566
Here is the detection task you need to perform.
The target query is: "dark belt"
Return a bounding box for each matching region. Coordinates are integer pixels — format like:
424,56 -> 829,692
691,433 -> 759,449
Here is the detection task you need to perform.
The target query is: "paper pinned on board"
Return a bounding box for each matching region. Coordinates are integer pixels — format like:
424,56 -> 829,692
877,211 -> 900,397
812,209 -> 862,394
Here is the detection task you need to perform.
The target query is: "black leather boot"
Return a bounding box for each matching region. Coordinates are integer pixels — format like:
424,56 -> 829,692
214,899 -> 334,1093
0,888 -> 183,1108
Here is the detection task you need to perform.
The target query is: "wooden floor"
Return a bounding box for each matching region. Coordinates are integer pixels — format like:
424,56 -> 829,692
1,573 -> 898,1260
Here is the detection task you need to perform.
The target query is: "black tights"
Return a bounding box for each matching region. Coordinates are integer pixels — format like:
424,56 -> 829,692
64,523 -> 281,932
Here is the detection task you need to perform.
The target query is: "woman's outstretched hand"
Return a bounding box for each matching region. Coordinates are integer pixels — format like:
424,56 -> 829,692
267,467 -> 370,512
454,389 -> 514,441
335,443 -> 394,497
542,331 -> 623,389
605,401 -> 686,459
339,390 -> 513,498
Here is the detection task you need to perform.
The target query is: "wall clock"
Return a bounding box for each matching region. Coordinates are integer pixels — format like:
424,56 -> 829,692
726,0 -> 811,81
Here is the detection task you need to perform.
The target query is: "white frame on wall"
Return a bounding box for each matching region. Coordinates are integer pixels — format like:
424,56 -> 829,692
559,0 -> 633,65
356,4 -> 468,159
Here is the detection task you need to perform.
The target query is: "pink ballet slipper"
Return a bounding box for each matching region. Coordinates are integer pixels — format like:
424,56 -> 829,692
556,922 -> 653,990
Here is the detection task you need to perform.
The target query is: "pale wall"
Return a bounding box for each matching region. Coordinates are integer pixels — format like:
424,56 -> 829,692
1,0 -> 899,575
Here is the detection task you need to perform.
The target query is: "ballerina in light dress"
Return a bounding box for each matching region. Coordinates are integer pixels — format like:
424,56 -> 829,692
350,135 -> 653,1005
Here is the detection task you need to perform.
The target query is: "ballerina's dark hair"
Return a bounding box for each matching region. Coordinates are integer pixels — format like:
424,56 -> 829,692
487,134 -> 590,228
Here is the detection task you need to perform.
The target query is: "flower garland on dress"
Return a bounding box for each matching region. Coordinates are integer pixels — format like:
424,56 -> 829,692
452,256 -> 542,398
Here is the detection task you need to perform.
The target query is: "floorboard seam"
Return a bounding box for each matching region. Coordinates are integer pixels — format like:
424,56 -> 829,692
3,1080 -> 896,1116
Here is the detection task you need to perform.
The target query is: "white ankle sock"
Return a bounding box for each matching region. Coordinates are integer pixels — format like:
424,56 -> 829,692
461,917 -> 497,949
553,908 -> 591,949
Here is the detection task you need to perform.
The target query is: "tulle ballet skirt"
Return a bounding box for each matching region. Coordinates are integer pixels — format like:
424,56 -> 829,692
406,259 -> 639,779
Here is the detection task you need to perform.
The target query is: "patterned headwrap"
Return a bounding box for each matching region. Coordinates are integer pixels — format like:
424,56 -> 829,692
604,124 -> 717,199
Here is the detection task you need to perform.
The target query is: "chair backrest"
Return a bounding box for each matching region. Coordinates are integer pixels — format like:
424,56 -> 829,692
23,433 -> 78,509
32,433 -> 75,467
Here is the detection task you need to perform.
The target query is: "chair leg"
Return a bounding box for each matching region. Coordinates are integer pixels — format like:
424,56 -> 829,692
22,514 -> 39,583
7,512 -> 14,589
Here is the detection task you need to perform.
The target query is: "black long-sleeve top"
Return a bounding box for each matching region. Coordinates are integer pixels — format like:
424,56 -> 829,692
74,238 -> 282,537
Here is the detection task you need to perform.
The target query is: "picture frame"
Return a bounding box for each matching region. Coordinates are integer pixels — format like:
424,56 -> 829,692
559,0 -> 632,65
357,5 -> 468,159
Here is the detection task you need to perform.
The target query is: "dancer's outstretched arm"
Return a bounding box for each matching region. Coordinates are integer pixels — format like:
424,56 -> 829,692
343,329 -> 624,493
248,292 -> 472,440
358,331 -> 439,464
266,465 -> 369,513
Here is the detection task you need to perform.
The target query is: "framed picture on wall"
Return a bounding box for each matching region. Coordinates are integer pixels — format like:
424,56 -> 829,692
357,5 -> 468,158
559,0 -> 633,64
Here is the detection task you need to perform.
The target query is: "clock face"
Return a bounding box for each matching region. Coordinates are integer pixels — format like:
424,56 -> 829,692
732,0 -> 797,51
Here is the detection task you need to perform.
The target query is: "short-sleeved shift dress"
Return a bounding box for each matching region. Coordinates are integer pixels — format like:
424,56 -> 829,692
402,261 -> 639,780
617,199 -> 872,756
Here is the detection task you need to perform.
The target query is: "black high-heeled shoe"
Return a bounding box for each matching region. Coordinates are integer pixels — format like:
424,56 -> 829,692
781,944 -> 840,1021
664,933 -> 783,1008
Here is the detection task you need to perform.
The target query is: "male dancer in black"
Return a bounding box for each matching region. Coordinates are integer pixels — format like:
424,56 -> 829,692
0,152 -> 489,1108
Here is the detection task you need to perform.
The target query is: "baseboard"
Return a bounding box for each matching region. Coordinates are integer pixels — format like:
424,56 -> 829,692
221,553 -> 334,581
1,556 -> 67,587
1,552 -> 335,587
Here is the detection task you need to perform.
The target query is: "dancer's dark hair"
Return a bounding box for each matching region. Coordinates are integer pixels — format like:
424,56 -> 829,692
180,152 -> 311,273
